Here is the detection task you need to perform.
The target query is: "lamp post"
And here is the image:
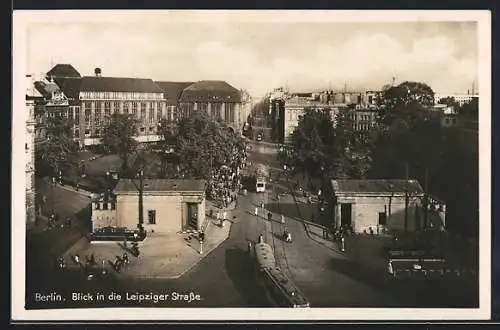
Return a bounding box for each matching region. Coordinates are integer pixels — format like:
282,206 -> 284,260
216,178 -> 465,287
137,169 -> 144,233
105,170 -> 110,202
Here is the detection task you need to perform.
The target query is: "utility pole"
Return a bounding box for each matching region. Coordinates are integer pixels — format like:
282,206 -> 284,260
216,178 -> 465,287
404,162 -> 409,233
423,167 -> 429,230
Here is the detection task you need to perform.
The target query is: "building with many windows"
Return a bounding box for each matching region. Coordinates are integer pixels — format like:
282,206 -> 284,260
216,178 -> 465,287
269,88 -> 379,143
178,80 -> 245,134
36,65 -> 247,147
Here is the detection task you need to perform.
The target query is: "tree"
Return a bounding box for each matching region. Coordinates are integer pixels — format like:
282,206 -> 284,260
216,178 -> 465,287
458,98 -> 478,119
377,81 -> 435,130
290,108 -> 338,179
333,106 -> 376,179
176,111 -> 244,180
101,113 -> 138,171
155,119 -> 178,178
36,115 -> 78,178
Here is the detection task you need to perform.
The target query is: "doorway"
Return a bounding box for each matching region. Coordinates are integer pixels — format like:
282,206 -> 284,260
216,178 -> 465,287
340,203 -> 352,227
378,212 -> 387,226
187,203 -> 198,229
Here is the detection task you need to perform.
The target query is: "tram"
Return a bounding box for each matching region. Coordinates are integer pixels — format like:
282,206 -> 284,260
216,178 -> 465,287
249,242 -> 310,308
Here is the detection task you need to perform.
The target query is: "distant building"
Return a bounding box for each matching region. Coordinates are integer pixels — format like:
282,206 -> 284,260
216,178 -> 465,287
434,93 -> 479,107
329,179 -> 446,234
268,88 -> 379,143
92,179 -> 206,234
178,80 -> 245,134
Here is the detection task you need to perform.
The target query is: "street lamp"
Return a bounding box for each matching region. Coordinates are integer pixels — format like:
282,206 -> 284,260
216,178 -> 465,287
136,169 -> 144,233
105,171 -> 110,202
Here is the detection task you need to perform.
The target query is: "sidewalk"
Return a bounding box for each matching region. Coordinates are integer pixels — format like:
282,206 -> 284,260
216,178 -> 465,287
62,205 -> 233,279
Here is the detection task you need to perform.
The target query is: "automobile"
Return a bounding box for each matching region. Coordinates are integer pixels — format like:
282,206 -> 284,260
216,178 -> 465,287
256,134 -> 262,141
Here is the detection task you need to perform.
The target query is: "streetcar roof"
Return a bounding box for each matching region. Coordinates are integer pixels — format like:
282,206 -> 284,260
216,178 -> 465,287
254,243 -> 276,269
265,267 -> 310,307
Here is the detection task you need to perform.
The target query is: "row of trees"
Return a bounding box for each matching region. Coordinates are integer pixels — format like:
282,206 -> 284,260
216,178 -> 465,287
287,81 -> 479,237
36,111 -> 247,185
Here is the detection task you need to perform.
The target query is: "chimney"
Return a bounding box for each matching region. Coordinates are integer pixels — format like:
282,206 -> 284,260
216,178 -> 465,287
95,68 -> 102,77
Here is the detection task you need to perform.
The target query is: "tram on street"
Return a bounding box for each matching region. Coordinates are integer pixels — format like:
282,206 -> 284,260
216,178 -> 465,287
249,242 -> 310,308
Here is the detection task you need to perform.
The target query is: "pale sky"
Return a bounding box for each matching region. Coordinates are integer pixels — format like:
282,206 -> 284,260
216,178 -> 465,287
23,11 -> 479,98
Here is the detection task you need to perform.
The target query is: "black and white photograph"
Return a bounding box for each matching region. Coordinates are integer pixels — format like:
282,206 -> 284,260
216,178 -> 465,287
12,10 -> 491,321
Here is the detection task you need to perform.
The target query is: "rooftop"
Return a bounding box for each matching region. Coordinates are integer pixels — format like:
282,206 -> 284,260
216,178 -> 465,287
114,179 -> 206,193
80,76 -> 163,93
155,81 -> 194,105
331,179 -> 424,195
180,80 -> 242,103
47,64 -> 81,78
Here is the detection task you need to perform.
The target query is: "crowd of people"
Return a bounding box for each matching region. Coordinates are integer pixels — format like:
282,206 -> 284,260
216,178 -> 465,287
206,144 -> 247,209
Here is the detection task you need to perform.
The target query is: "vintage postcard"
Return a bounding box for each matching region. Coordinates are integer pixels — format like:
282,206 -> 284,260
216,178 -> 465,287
12,10 -> 491,321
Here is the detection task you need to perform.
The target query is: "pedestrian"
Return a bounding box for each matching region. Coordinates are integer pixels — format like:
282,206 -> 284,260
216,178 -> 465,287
260,200 -> 264,208
267,211 -> 272,222
258,234 -> 264,244
340,234 -> 345,252
280,214 -> 285,226
254,207 -> 258,217
133,232 -> 138,240
74,255 -> 80,265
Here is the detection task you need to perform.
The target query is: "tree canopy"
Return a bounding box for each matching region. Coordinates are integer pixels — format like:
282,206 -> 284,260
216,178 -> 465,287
376,81 -> 435,130
175,112 -> 245,180
101,113 -> 138,170
36,115 -> 78,177
289,107 -> 374,180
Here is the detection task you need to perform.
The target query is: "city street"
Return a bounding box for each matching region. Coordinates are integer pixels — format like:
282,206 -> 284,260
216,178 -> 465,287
26,141 -> 477,309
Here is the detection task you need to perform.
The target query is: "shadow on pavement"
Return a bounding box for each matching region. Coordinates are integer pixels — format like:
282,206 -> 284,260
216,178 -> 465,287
224,248 -> 272,307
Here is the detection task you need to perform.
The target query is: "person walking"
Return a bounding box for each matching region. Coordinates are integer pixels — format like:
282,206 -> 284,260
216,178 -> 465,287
222,211 -> 227,227
254,207 -> 258,217
340,233 -> 345,252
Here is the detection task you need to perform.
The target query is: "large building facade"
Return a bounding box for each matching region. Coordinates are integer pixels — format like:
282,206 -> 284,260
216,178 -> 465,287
35,65 -> 247,147
178,80 -> 245,134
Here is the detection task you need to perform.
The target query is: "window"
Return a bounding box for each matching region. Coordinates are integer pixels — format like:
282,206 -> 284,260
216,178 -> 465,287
140,127 -> 145,133
157,107 -> 162,121
84,109 -> 91,123
141,102 -> 147,112
148,210 -> 156,224
140,108 -> 146,121
84,129 -> 90,135
149,108 -> 155,123
104,101 -> 111,119
132,102 -> 138,117
94,109 -> 101,126
166,107 -> 172,122
113,101 -> 120,114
